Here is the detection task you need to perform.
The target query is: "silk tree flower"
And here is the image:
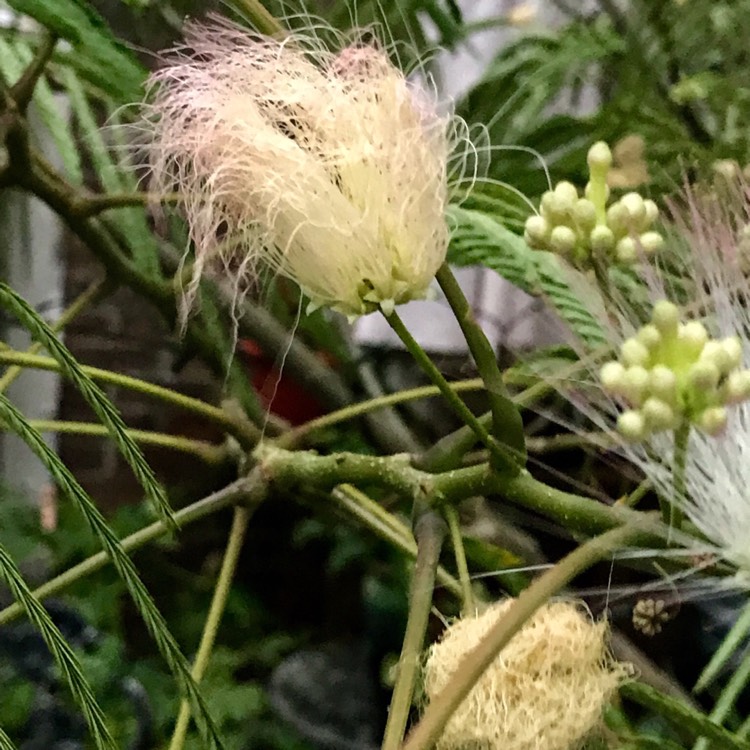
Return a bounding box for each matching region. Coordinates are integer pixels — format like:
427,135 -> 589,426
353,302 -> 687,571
422,599 -> 628,750
545,178 -> 750,574
146,19 -> 463,318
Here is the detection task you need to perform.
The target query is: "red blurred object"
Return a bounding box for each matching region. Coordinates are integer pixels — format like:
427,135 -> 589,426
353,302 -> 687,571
238,339 -> 329,425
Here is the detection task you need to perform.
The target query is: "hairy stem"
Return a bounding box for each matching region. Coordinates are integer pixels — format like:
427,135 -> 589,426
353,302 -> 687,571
381,510 -> 446,750
402,524 -> 638,750
435,263 -> 525,470
169,504 -> 255,750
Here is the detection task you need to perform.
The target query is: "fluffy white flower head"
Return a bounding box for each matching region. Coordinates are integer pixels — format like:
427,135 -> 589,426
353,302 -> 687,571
147,19 -> 459,317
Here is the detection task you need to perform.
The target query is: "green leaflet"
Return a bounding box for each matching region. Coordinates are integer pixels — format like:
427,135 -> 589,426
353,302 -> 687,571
0,394 -> 225,750
446,205 -> 607,349
7,0 -> 145,101
0,540 -> 115,750
0,283 -> 175,529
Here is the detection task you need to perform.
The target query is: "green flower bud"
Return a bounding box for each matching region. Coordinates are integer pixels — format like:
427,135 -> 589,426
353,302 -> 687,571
549,225 -> 577,255
584,180 -> 610,203
642,397 -> 676,431
618,410 -> 647,441
698,406 -> 728,435
590,225 -> 615,253
651,300 -> 680,337
621,338 -> 650,367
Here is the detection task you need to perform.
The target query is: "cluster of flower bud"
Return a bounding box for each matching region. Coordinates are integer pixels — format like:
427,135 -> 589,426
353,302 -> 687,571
524,141 -> 664,268
600,300 -> 750,440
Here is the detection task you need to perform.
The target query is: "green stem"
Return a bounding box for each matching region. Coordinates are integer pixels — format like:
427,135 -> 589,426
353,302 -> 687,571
693,647 -> 750,750
330,485 -> 462,598
666,421 -> 690,528
402,524 -> 638,750
435,263 -> 525,470
0,277 -> 108,395
381,510 -> 446,750
74,191 -> 180,217
445,506 -> 473,615
0,350 -> 259,447
226,0 -> 284,35
169,504 -> 255,750
0,478 -> 253,627
278,379 -> 484,448
385,310 -> 517,473
7,419 -> 228,464
621,682 -> 750,750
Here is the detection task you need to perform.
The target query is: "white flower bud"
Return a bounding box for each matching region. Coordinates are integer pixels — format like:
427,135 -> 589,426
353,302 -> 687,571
679,321 -> 709,356
720,336 -> 743,371
590,225 -> 615,253
600,361 -> 626,393
621,338 -> 650,367
618,410 -> 646,440
606,202 -> 629,236
689,361 -> 720,390
573,198 -> 597,231
724,370 -> 750,403
698,406 -> 728,435
587,141 -> 613,172
549,225 -> 578,255
622,365 -> 649,405
639,231 -> 664,255
643,199 -> 659,226
642,397 -> 676,431
620,192 -> 647,228
651,300 -> 680,337
615,237 -> 637,264
649,365 -> 677,402
637,324 -> 662,350
524,215 -> 549,248
555,180 -> 579,204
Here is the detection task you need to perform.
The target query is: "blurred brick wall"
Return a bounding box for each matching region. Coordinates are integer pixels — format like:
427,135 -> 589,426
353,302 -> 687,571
59,235 -> 224,509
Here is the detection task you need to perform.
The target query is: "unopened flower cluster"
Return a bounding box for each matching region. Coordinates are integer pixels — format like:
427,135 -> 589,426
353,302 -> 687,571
148,20 -> 456,318
524,142 -> 663,267
600,300 -> 750,440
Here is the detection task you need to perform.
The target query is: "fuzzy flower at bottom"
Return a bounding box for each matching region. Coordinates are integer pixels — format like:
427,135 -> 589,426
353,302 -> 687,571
422,600 -> 628,750
146,19 -> 460,318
